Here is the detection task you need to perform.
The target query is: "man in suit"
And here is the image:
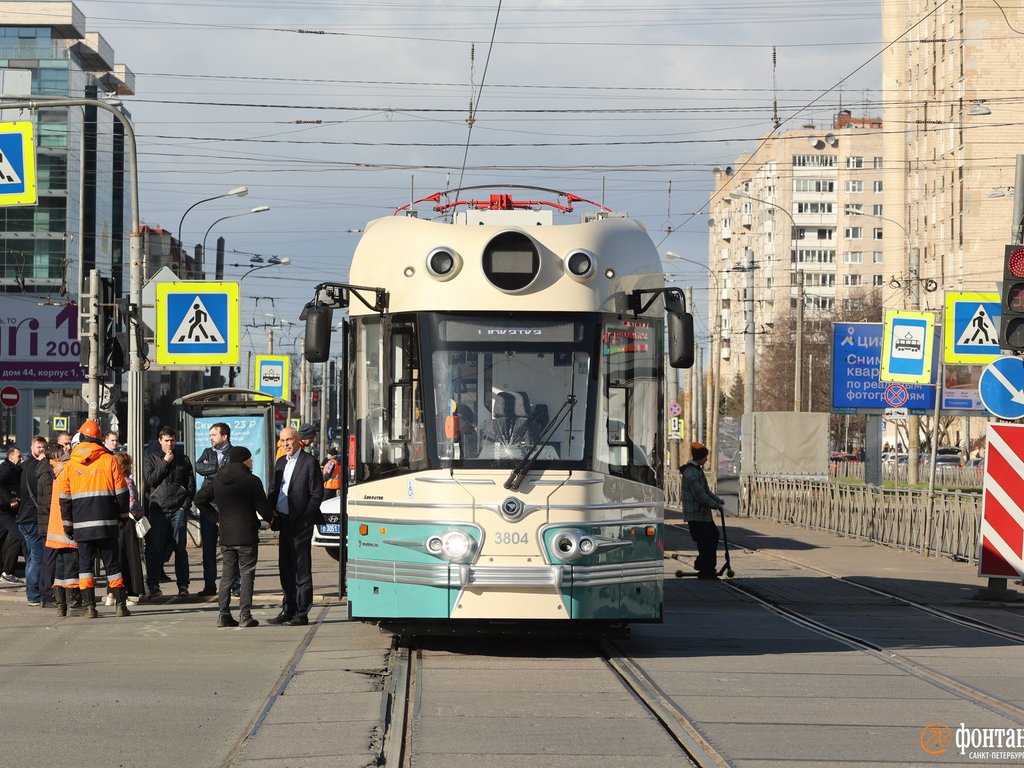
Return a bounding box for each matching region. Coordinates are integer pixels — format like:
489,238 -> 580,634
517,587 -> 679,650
267,426 -> 323,626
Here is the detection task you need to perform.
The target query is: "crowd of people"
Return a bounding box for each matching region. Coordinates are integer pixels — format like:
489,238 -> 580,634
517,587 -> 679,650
0,419 -> 331,627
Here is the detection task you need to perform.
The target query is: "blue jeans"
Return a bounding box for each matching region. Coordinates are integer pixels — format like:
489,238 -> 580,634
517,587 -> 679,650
17,522 -> 44,603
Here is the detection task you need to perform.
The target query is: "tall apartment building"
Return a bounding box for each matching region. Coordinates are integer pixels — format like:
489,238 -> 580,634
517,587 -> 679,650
708,114 -> 885,403
881,0 -> 1024,310
0,3 -> 133,443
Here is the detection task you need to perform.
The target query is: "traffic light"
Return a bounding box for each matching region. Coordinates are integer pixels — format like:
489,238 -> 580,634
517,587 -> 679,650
1000,244 -> 1024,353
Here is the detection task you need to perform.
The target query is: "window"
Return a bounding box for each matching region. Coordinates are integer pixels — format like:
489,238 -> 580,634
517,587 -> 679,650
846,204 -> 863,215
845,180 -> 864,193
844,227 -> 863,239
792,154 -> 837,167
817,228 -> 834,240
794,179 -> 835,193
872,204 -> 884,216
873,274 -> 884,286
873,180 -> 884,192
873,228 -> 883,240
795,202 -> 834,214
873,251 -> 884,263
873,157 -> 884,169
846,156 -> 864,168
843,274 -> 863,286
844,251 -> 863,264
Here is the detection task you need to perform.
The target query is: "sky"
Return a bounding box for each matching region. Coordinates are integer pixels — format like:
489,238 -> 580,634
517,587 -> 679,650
67,0 -> 884,360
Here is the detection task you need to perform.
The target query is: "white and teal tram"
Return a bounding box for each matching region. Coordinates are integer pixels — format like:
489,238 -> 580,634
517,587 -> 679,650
303,186 -> 693,623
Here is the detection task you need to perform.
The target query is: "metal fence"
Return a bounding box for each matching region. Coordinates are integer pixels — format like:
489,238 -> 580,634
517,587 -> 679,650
830,460 -> 984,489
741,475 -> 982,563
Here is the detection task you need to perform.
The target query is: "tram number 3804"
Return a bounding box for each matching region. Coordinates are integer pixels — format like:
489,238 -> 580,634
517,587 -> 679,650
492,531 -> 530,546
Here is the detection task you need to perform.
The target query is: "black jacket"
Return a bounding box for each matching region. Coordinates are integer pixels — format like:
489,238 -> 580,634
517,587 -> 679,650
195,443 -> 231,491
268,450 -> 323,530
16,455 -> 38,525
143,450 -> 196,513
0,458 -> 20,516
194,462 -> 273,546
35,459 -> 56,535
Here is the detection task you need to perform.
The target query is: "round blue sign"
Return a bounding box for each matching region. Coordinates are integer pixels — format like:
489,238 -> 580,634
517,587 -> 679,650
979,357 -> 1024,420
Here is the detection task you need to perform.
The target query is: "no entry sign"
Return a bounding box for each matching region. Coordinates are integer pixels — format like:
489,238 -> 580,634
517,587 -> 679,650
0,385 -> 20,408
979,423 -> 1024,578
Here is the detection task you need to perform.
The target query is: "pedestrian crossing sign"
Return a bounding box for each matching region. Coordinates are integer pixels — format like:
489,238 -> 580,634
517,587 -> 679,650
0,122 -> 37,206
944,291 -> 1001,365
155,281 -> 239,365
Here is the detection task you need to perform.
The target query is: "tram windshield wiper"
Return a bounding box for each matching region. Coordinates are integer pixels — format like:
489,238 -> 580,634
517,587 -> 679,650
504,394 -> 577,491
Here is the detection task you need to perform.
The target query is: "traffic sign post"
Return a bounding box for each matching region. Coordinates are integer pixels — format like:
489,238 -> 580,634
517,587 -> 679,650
831,323 -> 934,414
881,309 -> 935,384
155,282 -> 240,366
255,354 -> 290,400
944,291 -> 1001,364
0,122 -> 37,206
979,423 -> 1024,579
979,357 -> 1024,421
0,385 -> 20,408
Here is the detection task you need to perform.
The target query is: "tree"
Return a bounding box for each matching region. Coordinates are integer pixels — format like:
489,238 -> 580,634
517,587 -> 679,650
724,373 -> 744,416
753,287 -> 884,449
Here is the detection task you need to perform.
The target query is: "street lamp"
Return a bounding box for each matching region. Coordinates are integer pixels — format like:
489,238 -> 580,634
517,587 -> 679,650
665,251 -> 723,487
177,186 -> 248,249
202,205 -> 271,258
237,255 -> 291,283
730,189 -> 802,411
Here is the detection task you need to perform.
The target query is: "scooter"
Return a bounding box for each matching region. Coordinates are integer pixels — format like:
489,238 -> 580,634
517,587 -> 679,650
672,506 -> 735,579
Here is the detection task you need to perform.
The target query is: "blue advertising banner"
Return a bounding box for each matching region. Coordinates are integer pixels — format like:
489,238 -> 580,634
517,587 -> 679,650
192,414 -> 271,491
832,323 -> 935,413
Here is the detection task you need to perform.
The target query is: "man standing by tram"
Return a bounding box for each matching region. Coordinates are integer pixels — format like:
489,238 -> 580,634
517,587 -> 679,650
58,420 -> 131,618
267,426 -> 323,626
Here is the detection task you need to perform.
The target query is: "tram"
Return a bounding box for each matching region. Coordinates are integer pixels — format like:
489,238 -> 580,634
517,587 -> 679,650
302,186 -> 693,623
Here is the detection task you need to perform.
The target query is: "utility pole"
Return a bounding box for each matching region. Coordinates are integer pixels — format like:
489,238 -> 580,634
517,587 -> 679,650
743,247 -> 755,415
908,247 -> 921,485
794,269 -> 804,411
84,269 -> 101,420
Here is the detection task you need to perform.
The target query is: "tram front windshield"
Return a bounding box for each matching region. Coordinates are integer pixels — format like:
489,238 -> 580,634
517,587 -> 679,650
427,315 -> 593,467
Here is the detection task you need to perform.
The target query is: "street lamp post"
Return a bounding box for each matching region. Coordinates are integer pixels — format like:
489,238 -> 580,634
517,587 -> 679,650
730,190 -> 801,411
665,251 -> 723,489
177,186 -> 248,253
202,205 -> 271,260
0,96 -> 147,479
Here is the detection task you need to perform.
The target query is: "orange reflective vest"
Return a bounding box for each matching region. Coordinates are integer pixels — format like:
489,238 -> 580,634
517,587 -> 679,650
57,441 -> 129,542
45,461 -> 75,550
322,457 -> 342,490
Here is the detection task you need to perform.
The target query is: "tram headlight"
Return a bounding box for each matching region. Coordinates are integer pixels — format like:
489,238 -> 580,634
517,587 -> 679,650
426,247 -> 462,281
552,530 -> 581,561
565,250 -> 596,281
425,535 -> 444,555
440,529 -> 473,561
578,536 -> 596,555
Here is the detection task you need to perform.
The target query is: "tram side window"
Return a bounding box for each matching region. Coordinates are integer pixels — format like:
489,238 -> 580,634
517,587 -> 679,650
598,319 -> 660,485
353,317 -> 426,482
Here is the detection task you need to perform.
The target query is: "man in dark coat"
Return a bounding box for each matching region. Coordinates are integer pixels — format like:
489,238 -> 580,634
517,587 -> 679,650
0,446 -> 24,584
195,446 -> 275,627
267,426 -> 323,626
194,421 -> 234,597
143,427 -> 196,598
17,436 -> 48,605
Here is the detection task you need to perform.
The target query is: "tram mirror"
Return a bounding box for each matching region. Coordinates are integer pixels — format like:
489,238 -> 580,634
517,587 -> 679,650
668,311 -> 695,369
303,303 -> 333,363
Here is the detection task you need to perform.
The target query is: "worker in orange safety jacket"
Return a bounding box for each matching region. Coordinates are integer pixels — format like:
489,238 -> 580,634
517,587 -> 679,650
43,443 -> 80,617
57,420 -> 130,618
321,445 -> 342,500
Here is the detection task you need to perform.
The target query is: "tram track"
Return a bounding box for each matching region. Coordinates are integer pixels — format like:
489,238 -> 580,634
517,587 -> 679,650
720,577 -> 1024,725
379,633 -> 732,768
718,537 -> 1024,646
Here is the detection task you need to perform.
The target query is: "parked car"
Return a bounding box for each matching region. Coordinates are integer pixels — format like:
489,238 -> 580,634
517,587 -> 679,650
934,447 -> 963,467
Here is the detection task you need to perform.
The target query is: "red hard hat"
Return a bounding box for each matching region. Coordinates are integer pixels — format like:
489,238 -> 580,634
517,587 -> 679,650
78,420 -> 101,439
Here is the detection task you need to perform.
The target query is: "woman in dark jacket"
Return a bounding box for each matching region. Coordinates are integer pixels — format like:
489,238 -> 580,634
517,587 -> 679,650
194,446 -> 275,628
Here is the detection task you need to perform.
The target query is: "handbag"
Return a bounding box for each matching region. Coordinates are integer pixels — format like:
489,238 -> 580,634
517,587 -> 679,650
134,515 -> 152,539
